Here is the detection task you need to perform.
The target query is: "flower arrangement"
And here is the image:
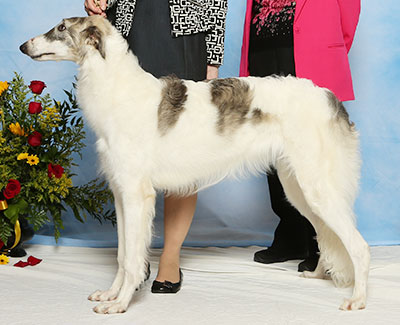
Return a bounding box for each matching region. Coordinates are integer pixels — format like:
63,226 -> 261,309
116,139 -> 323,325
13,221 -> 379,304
0,73 -> 115,249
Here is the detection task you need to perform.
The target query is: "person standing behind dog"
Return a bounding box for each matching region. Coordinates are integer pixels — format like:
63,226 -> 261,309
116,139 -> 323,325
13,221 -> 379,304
84,0 -> 227,293
240,0 -> 360,271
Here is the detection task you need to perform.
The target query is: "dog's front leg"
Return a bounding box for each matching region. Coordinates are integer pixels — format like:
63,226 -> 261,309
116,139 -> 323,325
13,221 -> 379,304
93,179 -> 155,314
89,187 -> 125,302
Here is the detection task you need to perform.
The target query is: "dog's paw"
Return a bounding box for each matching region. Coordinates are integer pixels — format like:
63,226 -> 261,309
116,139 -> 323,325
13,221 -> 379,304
300,270 -> 325,279
88,289 -> 118,302
93,301 -> 127,314
339,297 -> 366,311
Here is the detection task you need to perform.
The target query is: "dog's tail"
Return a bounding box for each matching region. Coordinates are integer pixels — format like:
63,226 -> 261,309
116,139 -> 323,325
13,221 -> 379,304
314,92 -> 362,288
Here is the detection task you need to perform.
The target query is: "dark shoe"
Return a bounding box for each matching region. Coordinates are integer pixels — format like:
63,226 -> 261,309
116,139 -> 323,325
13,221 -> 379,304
254,248 -> 308,264
136,262 -> 151,291
151,269 -> 182,294
298,255 -> 319,272
145,262 -> 151,281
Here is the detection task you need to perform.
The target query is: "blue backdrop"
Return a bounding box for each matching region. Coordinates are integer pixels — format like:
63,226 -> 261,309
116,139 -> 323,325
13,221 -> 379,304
1,1 -> 399,248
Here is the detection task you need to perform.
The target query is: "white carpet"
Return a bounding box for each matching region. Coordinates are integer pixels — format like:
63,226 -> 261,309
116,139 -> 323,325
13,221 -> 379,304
2,245 -> 400,325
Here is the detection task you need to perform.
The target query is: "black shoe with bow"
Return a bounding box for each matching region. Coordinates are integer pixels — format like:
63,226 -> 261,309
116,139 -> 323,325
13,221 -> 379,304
151,269 -> 183,294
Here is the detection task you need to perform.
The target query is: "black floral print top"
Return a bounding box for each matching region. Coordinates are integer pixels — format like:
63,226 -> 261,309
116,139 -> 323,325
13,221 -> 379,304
251,0 -> 296,40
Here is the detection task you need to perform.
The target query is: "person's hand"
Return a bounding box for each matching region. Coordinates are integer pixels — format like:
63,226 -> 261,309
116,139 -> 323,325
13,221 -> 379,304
206,65 -> 219,80
84,0 -> 107,17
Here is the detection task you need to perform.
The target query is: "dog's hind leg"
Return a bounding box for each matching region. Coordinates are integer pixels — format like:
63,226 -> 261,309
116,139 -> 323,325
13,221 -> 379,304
276,163 -> 332,281
279,159 -> 369,310
275,161 -> 326,280
93,178 -> 156,314
312,201 -> 369,311
321,212 -> 369,311
89,186 -> 125,302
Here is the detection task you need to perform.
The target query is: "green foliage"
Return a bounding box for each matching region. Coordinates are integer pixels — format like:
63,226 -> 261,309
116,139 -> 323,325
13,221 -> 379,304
0,73 -> 115,244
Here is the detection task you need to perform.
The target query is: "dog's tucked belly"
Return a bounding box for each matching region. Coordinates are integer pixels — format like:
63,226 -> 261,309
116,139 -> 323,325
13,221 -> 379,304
150,126 -> 283,192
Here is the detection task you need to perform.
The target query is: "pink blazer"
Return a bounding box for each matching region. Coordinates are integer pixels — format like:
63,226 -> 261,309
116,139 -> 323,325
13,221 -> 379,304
240,0 -> 360,101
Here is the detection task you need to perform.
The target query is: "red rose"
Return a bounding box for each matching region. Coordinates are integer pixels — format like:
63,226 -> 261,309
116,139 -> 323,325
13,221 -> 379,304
28,131 -> 42,147
29,80 -> 46,95
3,179 -> 21,199
28,101 -> 43,114
48,163 -> 64,179
47,164 -> 53,178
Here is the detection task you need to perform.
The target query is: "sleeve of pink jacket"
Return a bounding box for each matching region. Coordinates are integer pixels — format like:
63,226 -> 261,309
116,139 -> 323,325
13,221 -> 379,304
239,0 -> 253,77
337,0 -> 361,52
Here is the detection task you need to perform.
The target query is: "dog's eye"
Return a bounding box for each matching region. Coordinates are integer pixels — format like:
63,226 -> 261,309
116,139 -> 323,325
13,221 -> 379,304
58,24 -> 66,32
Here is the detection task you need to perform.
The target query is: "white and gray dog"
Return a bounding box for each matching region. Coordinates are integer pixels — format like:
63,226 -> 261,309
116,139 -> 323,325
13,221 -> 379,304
20,16 -> 370,314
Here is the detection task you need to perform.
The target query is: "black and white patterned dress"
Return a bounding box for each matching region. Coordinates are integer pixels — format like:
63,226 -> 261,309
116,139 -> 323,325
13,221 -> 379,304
107,0 -> 227,68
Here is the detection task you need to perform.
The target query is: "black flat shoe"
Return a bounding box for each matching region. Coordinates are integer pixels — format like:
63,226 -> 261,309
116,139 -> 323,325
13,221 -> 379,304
145,262 -> 151,281
136,262 -> 151,291
254,248 -> 308,264
298,255 -> 320,272
151,269 -> 182,294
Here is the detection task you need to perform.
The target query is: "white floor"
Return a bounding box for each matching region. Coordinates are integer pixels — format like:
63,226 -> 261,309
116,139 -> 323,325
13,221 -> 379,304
2,245 -> 400,325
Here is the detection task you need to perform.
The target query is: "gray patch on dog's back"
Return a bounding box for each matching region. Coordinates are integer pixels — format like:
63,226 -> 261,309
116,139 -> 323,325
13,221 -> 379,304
158,75 -> 188,135
210,78 -> 253,133
326,90 -> 354,127
251,108 -> 271,124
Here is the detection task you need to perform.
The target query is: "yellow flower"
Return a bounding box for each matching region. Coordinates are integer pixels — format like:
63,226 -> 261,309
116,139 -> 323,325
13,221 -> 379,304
38,105 -> 62,129
8,122 -> 26,136
17,152 -> 29,160
0,81 -> 9,96
26,154 -> 39,166
0,254 -> 9,265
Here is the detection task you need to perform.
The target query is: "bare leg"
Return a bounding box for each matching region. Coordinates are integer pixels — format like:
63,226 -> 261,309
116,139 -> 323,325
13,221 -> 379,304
155,194 -> 197,283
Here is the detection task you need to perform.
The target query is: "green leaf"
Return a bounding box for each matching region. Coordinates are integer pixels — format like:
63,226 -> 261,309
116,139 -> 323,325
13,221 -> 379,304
3,204 -> 19,221
16,198 -> 29,213
3,199 -> 29,224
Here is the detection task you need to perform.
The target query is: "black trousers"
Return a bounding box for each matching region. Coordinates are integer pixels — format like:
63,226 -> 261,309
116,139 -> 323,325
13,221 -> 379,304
248,36 -> 318,256
107,0 -> 207,81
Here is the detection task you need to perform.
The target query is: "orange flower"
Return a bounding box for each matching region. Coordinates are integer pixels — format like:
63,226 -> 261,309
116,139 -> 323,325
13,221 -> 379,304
8,122 -> 26,136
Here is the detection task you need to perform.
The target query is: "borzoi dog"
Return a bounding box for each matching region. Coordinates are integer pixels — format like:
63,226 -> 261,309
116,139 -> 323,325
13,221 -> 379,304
20,16 -> 370,314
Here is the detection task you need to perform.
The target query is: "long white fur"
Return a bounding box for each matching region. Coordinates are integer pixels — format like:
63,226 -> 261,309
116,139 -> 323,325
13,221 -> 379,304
21,16 -> 370,314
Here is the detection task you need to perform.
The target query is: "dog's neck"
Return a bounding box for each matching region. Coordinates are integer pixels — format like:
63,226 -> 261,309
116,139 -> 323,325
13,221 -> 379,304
79,28 -> 156,87
75,28 -> 159,139
76,30 -> 160,122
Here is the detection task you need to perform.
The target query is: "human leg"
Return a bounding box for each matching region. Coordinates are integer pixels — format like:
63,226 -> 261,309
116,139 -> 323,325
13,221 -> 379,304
254,170 -> 312,264
151,194 -> 196,293
249,40 -> 319,269
156,194 -> 196,283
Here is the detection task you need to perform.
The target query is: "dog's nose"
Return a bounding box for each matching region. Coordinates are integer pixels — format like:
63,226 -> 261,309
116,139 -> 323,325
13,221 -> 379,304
20,42 -> 28,54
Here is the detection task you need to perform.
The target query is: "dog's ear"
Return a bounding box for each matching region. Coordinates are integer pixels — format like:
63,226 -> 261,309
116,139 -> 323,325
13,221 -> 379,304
81,26 -> 106,59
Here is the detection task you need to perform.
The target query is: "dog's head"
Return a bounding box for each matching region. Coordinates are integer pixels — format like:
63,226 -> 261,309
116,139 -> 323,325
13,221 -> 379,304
20,16 -> 112,63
